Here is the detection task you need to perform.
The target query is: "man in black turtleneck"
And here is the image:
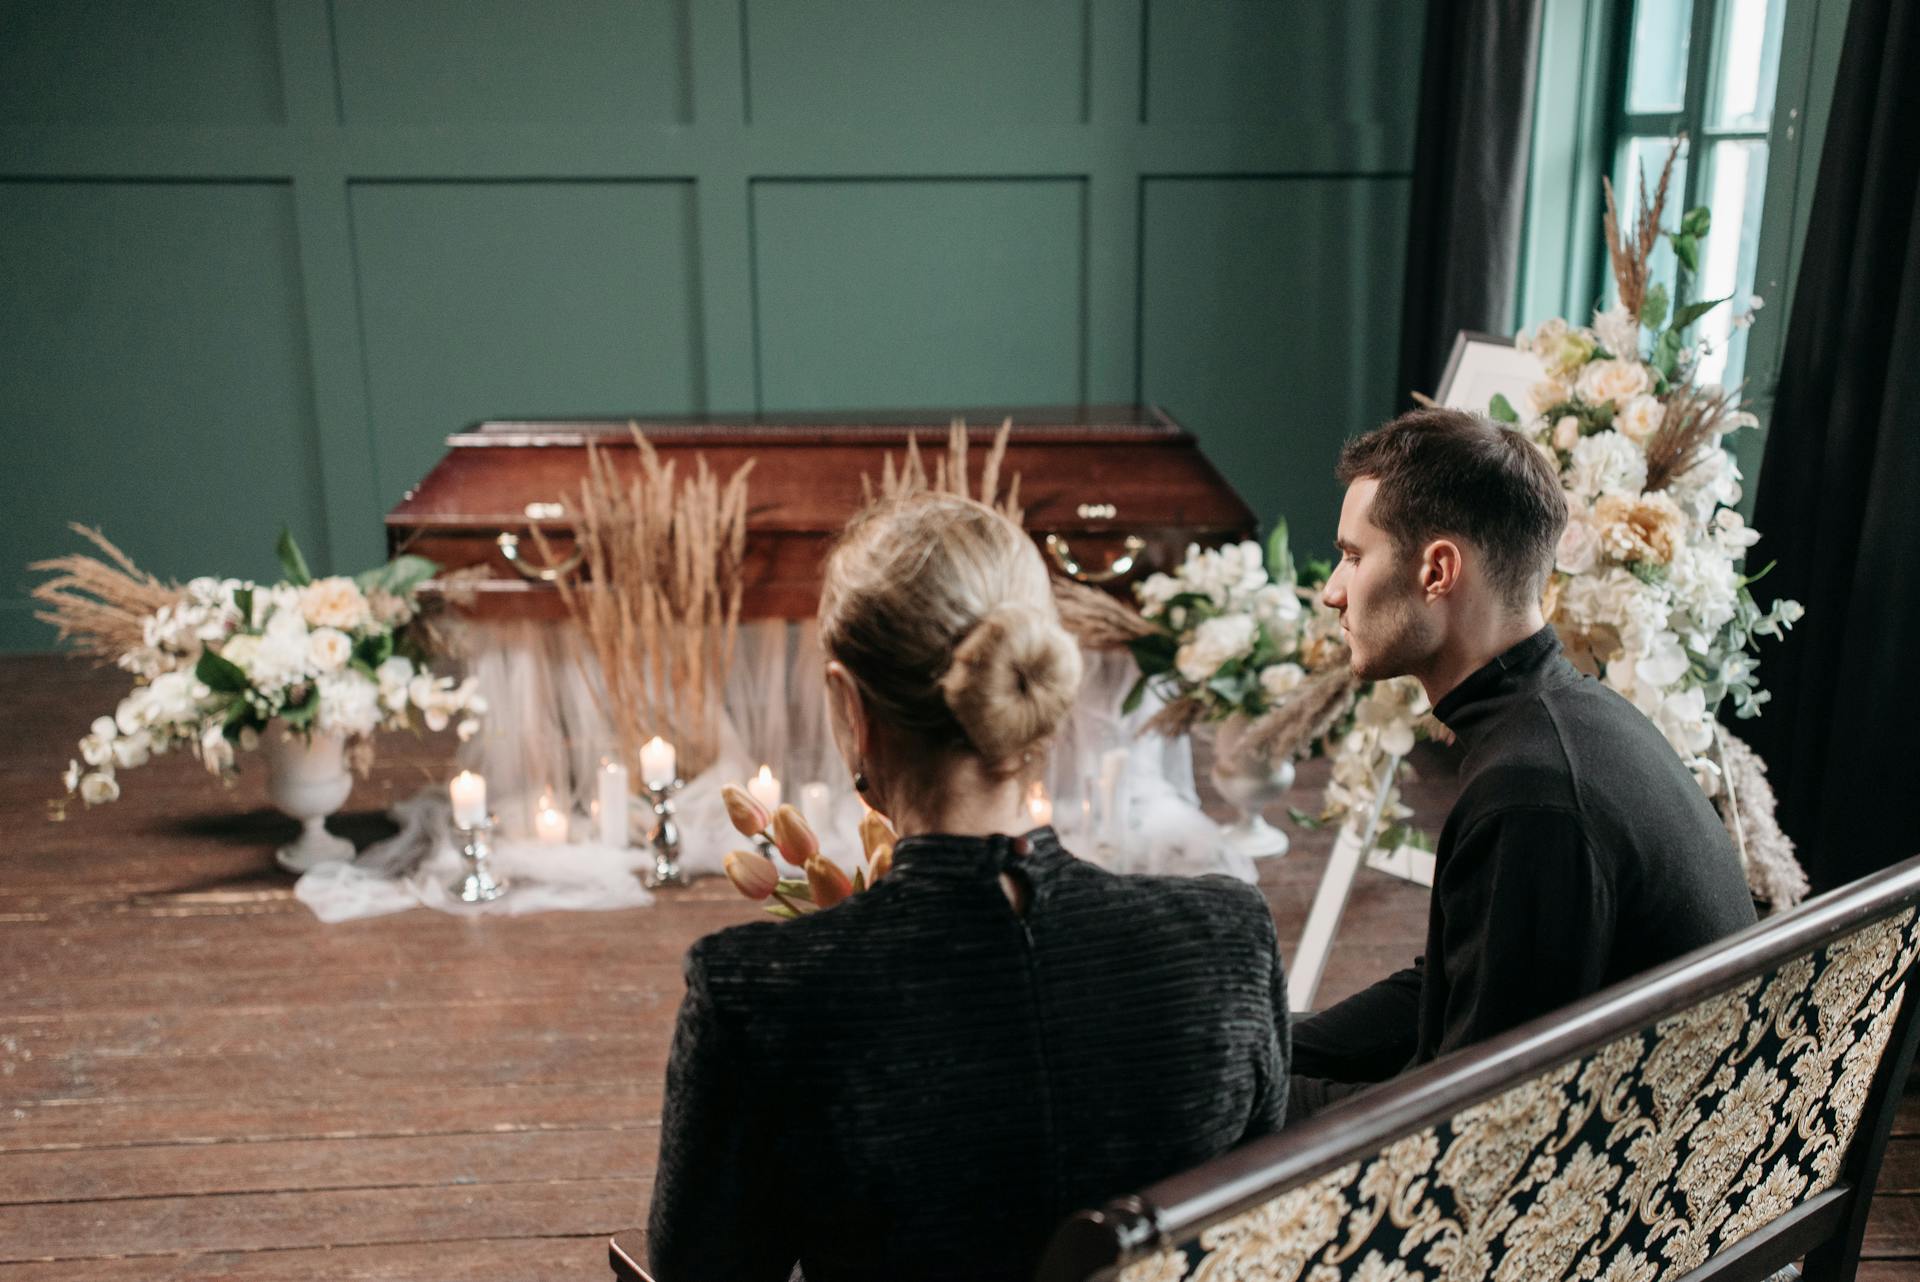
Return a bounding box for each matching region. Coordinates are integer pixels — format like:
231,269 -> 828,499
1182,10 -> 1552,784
1288,408 -> 1756,1115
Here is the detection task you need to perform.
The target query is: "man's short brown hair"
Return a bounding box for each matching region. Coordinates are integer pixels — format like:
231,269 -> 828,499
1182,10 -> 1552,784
1336,408 -> 1567,610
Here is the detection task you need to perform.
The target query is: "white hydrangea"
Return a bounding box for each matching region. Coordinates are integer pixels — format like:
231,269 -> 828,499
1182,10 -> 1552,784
316,672 -> 382,738
1565,431 -> 1648,503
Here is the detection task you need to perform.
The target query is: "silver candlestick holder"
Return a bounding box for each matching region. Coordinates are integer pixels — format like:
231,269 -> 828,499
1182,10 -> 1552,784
644,776 -> 686,888
452,814 -> 509,903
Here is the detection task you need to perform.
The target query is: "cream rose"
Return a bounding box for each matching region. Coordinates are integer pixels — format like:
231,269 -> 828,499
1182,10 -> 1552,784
308,627 -> 354,673
1575,358 -> 1652,408
1174,614 -> 1258,685
1528,379 -> 1572,417
1553,415 -> 1581,452
1594,492 -> 1687,566
1616,393 -> 1665,444
1556,518 -> 1602,575
299,577 -> 372,631
1258,662 -> 1306,701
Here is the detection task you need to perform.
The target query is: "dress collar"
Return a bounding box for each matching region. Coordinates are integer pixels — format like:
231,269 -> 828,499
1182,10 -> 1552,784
890,826 -> 1068,880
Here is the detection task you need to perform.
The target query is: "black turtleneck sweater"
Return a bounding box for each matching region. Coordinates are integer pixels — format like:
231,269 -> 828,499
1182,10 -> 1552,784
1293,627 -> 1756,1086
647,827 -> 1290,1282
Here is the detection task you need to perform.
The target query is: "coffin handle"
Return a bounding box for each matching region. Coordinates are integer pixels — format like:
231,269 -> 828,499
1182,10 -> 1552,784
1044,533 -> 1145,584
497,531 -> 583,584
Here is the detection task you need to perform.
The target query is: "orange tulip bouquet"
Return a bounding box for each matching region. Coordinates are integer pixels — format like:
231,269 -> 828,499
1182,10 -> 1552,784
720,782 -> 896,918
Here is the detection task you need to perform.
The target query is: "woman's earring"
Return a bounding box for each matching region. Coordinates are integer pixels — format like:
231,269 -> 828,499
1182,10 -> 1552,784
853,770 -> 869,793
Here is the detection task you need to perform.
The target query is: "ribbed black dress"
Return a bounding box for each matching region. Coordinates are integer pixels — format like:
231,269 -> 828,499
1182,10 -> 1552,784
646,827 -> 1290,1282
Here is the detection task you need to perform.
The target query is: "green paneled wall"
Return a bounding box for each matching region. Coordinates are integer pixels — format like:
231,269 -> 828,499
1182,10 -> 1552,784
0,0 -> 1424,652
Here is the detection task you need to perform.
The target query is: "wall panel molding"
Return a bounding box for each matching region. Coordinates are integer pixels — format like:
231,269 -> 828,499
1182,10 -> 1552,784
0,1 -> 1423,650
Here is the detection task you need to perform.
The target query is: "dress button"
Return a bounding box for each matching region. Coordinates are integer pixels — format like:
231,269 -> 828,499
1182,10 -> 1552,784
1010,836 -> 1032,856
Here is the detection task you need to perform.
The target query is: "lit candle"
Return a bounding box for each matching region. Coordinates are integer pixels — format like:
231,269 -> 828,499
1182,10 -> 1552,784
598,758 -> 630,849
534,793 -> 569,845
799,780 -> 833,836
747,764 -> 782,812
640,736 -> 677,788
1026,780 -> 1053,827
449,770 -> 487,827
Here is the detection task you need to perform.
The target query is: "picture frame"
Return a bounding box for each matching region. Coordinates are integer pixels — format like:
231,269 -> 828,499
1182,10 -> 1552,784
1433,330 -> 1545,420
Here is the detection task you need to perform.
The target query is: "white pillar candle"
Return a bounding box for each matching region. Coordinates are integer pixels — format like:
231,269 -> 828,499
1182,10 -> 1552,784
799,780 -> 833,836
534,793 -> 569,845
1026,780 -> 1053,827
640,736 -> 677,788
598,759 -> 630,849
747,764 -> 782,812
449,770 -> 487,827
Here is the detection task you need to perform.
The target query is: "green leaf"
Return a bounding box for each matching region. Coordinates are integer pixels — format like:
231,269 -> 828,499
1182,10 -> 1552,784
1671,232 -> 1699,274
1652,329 -> 1683,379
354,630 -> 394,670
1120,673 -> 1151,716
1301,556 -> 1333,586
232,587 -> 254,628
1487,393 -> 1519,424
763,901 -> 801,920
1640,282 -> 1669,331
195,649 -> 252,695
1670,294 -> 1732,334
1265,518 -> 1295,586
1127,632 -> 1179,676
1287,806 -> 1326,830
280,684 -> 318,730
360,554 -> 437,597
1681,206 -> 1712,237
276,527 -> 312,586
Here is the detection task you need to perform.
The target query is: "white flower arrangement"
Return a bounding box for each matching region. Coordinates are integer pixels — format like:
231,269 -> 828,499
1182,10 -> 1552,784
1488,143 -> 1807,906
49,529 -> 483,810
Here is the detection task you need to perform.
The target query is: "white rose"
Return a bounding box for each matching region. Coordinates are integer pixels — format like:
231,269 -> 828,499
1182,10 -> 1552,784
1556,518 -> 1601,575
1258,662 -> 1306,700
298,576 -> 372,631
1135,572 -> 1180,614
79,771 -> 120,805
1616,394 -> 1665,444
308,627 -> 353,673
220,633 -> 261,673
1528,379 -> 1572,417
1575,358 -> 1652,408
1174,614 -> 1258,685
1553,415 -> 1581,452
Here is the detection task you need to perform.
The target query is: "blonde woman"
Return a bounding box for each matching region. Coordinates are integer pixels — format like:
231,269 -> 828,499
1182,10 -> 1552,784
646,493 -> 1290,1281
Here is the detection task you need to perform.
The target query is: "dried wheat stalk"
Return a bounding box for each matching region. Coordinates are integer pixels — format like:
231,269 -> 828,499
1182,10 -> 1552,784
1053,577 -> 1156,651
1602,137 -> 1681,321
1644,382 -> 1741,493
541,427 -> 751,780
28,525 -> 183,662
862,419 -> 1023,523
1143,694 -> 1206,739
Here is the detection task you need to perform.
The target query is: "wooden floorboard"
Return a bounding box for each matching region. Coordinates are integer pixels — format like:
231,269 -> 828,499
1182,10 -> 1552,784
6,653 -> 1918,1275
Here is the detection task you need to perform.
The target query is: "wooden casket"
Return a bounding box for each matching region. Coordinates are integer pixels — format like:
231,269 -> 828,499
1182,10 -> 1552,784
386,405 -> 1256,619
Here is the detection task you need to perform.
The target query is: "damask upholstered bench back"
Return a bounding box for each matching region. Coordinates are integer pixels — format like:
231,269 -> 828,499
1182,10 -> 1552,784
1039,856 -> 1920,1282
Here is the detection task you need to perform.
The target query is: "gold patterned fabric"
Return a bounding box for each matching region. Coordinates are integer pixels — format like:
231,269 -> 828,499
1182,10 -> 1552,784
1118,908 -> 1920,1282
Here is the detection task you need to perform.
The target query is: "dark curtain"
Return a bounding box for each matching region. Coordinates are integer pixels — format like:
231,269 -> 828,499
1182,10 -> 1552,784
1740,0 -> 1920,891
1396,0 -> 1545,402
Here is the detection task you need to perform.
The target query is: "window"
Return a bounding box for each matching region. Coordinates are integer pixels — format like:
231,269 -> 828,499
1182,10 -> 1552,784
1607,0 -> 1787,389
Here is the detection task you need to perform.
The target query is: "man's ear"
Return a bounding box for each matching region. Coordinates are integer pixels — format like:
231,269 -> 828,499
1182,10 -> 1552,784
1420,538 -> 1464,601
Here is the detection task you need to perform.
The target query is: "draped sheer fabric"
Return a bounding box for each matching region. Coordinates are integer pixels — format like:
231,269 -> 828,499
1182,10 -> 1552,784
294,621 -> 1253,920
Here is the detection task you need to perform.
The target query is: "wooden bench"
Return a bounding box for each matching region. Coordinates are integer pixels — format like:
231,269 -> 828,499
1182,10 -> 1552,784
1039,855 -> 1920,1282
612,856 -> 1920,1281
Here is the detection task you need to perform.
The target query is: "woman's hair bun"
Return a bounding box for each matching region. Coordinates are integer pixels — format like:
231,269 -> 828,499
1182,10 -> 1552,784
939,603 -> 1084,765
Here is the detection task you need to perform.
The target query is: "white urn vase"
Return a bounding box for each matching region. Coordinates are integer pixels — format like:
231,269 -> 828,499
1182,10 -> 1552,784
1209,715 -> 1296,859
265,723 -> 356,872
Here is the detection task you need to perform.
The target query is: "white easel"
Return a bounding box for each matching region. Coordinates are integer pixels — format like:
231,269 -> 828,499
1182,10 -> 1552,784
1286,753 -> 1404,1013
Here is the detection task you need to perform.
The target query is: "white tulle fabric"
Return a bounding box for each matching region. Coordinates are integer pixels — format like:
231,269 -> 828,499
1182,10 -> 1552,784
293,621 -> 1248,921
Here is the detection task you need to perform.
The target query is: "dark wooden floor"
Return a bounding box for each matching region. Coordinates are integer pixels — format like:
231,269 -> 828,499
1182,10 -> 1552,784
1,653 -> 1914,1279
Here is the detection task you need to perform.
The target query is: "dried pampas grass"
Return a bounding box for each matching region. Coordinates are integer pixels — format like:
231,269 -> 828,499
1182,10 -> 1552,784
1052,577 -> 1156,651
863,418 -> 1023,523
1644,381 -> 1742,494
1232,661 -> 1361,767
29,525 -> 183,662
1602,137 -> 1680,322
1715,726 -> 1808,912
541,427 -> 751,781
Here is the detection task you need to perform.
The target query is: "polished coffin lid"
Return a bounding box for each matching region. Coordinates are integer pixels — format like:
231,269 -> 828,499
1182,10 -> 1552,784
386,405 -> 1257,620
